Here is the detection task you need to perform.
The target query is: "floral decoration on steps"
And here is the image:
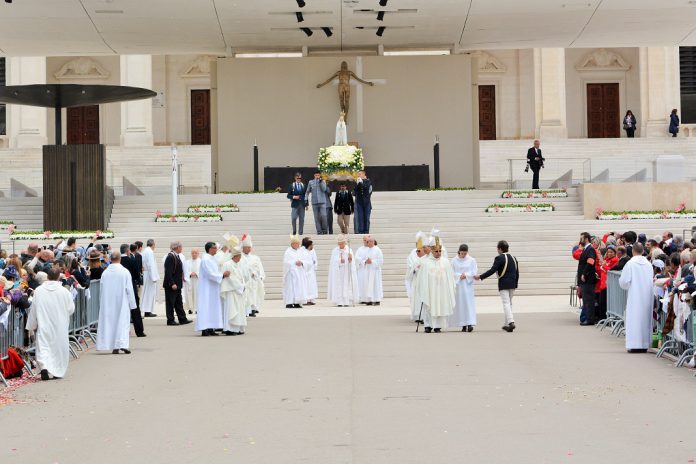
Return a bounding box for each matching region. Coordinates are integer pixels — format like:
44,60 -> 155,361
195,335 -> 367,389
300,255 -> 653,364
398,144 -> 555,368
486,203 -> 555,213
501,189 -> 567,199
595,202 -> 696,220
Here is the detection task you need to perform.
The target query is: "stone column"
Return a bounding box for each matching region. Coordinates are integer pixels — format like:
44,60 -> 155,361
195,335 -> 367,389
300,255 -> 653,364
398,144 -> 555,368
210,59 -> 219,192
639,47 -> 680,137
7,57 -> 48,148
470,52 -> 481,189
120,55 -> 153,146
534,48 -> 567,139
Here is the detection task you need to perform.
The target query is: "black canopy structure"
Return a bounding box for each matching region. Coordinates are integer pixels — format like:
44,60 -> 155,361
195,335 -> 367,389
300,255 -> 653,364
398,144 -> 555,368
0,84 -> 156,144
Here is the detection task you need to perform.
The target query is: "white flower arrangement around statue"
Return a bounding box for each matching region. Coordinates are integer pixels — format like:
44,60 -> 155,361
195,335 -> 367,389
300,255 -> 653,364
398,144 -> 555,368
155,210 -> 223,222
318,145 -> 365,181
187,204 -> 240,213
501,189 -> 567,199
486,203 -> 555,213
10,230 -> 114,241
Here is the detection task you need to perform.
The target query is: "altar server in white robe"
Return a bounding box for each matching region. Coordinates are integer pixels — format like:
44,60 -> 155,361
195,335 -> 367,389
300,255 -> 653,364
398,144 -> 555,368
449,244 -> 478,332
241,235 -> 265,315
221,236 -> 247,335
328,235 -> 359,306
301,237 -> 319,305
140,239 -> 159,317
196,242 -> 230,336
618,242 -> 655,352
406,232 -> 428,321
355,235 -> 370,302
357,236 -> 384,305
417,235 -> 456,333
26,267 -> 75,380
283,235 -> 310,308
185,249 -> 201,314
97,251 -> 137,353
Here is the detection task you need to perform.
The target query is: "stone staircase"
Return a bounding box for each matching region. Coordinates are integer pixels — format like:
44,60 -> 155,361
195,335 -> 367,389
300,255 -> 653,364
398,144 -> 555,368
1,189 -> 694,300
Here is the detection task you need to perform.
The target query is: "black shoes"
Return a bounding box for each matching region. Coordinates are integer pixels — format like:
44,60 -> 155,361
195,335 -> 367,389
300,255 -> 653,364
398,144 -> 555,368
179,319 -> 193,325
502,322 -> 516,332
628,349 -> 648,353
40,369 -> 50,381
467,326 -> 474,333
143,312 -> 157,318
136,333 -> 147,337
286,304 -> 293,308
202,329 -> 220,336
167,321 -> 180,326
248,313 -> 257,317
293,304 -> 302,308
112,348 -> 131,354
374,302 -> 380,306
424,327 -> 432,333
579,321 -> 594,326
224,331 -> 237,336
433,328 -> 441,333
305,301 -> 315,306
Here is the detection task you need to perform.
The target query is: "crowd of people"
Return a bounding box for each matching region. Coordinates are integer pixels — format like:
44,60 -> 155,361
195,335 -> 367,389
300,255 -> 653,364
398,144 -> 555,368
1,233 -> 267,381
283,234 -> 383,309
405,231 -> 520,334
287,170 -> 373,236
572,229 -> 696,353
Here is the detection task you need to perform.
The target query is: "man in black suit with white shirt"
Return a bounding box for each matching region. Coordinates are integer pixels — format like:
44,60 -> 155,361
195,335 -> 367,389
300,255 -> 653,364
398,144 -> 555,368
526,139 -> 544,190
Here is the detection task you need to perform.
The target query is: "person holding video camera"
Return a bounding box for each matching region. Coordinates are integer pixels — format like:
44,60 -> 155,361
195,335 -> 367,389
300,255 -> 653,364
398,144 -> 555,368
525,139 -> 544,190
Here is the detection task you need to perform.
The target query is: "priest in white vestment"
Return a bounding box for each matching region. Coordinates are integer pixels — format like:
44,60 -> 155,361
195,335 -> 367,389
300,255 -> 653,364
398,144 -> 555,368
26,267 -> 75,379
97,251 -> 137,353
283,235 -> 310,308
417,235 -> 456,333
354,235 -> 370,303
406,232 -> 428,321
618,243 -> 655,352
221,237 -> 247,335
356,237 -> 383,305
328,235 -> 359,306
196,242 -> 230,336
301,237 -> 319,304
185,249 -> 201,314
449,244 -> 478,332
242,235 -> 265,315
140,239 -> 159,317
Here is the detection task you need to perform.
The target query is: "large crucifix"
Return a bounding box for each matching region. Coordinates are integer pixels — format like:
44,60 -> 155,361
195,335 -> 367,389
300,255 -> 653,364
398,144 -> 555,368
316,58 -> 386,133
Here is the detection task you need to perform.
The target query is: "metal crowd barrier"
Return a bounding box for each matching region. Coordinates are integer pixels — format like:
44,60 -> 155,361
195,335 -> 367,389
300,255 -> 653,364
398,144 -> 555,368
1,280 -> 101,387
0,307 -> 33,387
598,270 -> 627,336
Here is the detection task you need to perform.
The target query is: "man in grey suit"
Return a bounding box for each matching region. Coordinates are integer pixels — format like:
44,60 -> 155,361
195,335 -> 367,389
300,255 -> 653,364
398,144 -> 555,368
306,171 -> 329,234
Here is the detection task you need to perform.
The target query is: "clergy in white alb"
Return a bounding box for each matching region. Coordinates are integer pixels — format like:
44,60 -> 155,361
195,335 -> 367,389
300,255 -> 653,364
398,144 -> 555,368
96,251 -> 137,352
140,239 -> 159,316
195,242 -> 230,335
301,237 -> 319,304
283,235 -> 310,308
449,244 -> 478,331
185,249 -> 201,314
26,268 -> 75,379
417,236 -> 456,332
354,236 -> 370,302
241,235 -> 265,315
406,232 -> 428,321
328,235 -> 359,306
356,237 -> 384,305
618,243 -> 654,351
221,239 -> 247,335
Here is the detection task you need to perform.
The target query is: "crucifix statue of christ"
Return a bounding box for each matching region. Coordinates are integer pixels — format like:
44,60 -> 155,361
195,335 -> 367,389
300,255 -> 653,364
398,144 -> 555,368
316,61 -> 374,122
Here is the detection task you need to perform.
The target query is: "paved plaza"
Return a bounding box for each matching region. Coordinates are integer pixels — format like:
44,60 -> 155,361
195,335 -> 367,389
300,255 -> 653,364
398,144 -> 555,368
1,296 -> 695,463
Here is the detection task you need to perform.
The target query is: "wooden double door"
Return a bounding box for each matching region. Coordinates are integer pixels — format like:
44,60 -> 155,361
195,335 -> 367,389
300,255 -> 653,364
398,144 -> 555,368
587,83 -> 620,138
191,89 -> 211,145
478,85 -> 496,140
67,105 -> 100,144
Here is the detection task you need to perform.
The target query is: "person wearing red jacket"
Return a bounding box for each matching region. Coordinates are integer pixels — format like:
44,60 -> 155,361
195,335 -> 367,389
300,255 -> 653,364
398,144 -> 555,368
597,245 -> 619,320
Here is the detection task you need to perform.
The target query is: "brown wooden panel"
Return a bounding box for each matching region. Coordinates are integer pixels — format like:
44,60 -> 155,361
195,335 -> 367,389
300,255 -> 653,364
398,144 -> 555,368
66,105 -> 100,144
478,85 -> 496,140
191,89 -> 211,145
43,144 -> 106,231
587,83 -> 620,138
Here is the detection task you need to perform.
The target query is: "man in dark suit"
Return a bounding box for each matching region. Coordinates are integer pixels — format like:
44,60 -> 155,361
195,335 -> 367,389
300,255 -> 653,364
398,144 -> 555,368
334,183 -> 354,234
526,139 -> 543,189
475,240 -> 519,332
163,241 -> 191,326
577,232 -> 598,326
353,170 -> 373,234
287,172 -> 307,235
120,243 -> 146,337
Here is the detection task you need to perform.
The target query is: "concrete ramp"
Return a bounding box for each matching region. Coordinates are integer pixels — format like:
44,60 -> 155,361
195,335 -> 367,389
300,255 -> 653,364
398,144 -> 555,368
10,178 -> 38,198
591,169 -> 610,183
550,170 -> 573,189
123,177 -> 145,196
623,168 -> 647,183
